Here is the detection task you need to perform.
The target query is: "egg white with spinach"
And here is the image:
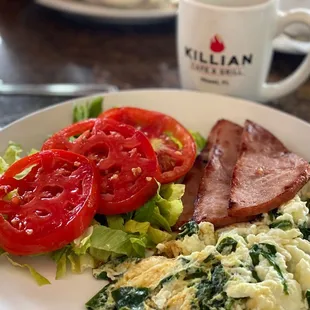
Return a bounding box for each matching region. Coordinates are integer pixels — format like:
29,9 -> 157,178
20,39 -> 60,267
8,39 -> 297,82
86,183 -> 310,310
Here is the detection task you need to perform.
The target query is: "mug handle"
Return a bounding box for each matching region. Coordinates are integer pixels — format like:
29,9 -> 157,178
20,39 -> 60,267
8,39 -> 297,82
260,10 -> 310,101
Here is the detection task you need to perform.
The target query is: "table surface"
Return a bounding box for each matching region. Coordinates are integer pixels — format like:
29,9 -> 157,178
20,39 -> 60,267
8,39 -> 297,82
0,0 -> 309,127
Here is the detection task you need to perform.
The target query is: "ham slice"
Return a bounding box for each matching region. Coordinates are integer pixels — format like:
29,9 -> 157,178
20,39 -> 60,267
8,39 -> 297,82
174,143 -> 209,229
193,119 -> 252,227
229,120 -> 310,217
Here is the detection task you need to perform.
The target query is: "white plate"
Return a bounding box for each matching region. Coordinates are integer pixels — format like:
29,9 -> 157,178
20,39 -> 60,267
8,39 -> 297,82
35,0 -> 176,24
0,89 -> 310,310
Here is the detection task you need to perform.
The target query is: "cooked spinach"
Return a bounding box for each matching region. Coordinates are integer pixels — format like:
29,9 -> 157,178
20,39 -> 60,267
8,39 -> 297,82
195,264 -> 230,309
299,223 -> 310,241
306,289 -> 310,308
269,220 -> 293,231
250,243 -> 288,294
177,221 -> 199,239
306,199 -> 310,209
268,209 -> 281,221
73,97 -> 103,123
85,283 -> 115,310
216,237 -> 238,255
111,287 -> 149,310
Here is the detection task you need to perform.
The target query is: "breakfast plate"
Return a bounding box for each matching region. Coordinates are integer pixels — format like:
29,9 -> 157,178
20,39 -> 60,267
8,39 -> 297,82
0,89 -> 309,310
35,0 -> 177,24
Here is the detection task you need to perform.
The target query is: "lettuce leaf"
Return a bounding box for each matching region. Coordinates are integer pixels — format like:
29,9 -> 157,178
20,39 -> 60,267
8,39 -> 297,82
106,216 -> 124,230
148,226 -> 172,244
134,201 -> 171,232
5,254 -> 50,286
0,142 -> 22,174
190,131 -> 206,153
73,97 -> 103,123
3,141 -> 22,165
67,252 -> 96,274
51,246 -> 70,279
90,225 -> 147,260
72,226 -> 93,255
124,220 -> 150,235
134,183 -> 184,230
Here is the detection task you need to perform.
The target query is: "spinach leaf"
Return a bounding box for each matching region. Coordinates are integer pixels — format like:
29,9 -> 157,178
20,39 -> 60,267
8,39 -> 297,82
299,223 -> 310,241
111,287 -> 149,310
73,97 -> 103,123
216,237 -> 238,255
85,283 -> 115,310
269,220 -> 293,231
268,208 -> 281,221
306,290 -> 310,308
177,221 -> 199,239
195,264 -> 230,309
250,243 -> 288,294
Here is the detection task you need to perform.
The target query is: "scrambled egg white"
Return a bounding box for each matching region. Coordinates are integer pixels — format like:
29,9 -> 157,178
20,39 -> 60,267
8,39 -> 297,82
87,183 -> 310,310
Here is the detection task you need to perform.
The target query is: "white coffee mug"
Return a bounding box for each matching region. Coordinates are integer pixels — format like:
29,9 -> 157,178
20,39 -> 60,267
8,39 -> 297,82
178,0 -> 310,102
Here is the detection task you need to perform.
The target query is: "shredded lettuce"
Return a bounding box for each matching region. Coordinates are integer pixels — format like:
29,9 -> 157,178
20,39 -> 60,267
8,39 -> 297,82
73,97 -> 103,123
5,254 -> 50,286
106,216 -> 125,231
134,183 -> 184,231
190,131 -> 206,153
89,225 -> 147,260
68,252 -> 96,274
148,226 -> 172,244
72,226 -> 93,255
3,141 -> 22,165
0,142 -> 23,174
124,220 -> 150,235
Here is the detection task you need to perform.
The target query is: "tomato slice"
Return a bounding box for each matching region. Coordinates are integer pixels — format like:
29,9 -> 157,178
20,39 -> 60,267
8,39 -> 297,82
0,150 -> 99,256
99,107 -> 197,184
42,118 -> 159,215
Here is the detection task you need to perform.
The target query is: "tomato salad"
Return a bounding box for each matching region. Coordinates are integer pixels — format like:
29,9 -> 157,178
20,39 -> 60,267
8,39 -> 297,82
0,97 -> 205,286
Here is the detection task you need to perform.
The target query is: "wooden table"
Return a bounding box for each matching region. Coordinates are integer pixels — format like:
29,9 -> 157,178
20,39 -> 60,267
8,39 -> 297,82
0,0 -> 309,126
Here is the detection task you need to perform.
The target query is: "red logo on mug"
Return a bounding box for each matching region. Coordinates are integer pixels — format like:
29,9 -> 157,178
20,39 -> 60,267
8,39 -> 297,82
210,35 -> 225,53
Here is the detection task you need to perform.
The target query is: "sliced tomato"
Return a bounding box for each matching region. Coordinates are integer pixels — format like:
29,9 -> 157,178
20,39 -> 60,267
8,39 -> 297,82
0,150 -> 99,256
99,107 -> 197,184
42,118 -> 159,215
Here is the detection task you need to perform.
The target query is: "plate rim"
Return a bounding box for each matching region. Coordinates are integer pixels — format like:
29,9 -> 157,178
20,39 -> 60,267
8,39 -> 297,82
2,88 -> 309,132
35,0 -> 177,22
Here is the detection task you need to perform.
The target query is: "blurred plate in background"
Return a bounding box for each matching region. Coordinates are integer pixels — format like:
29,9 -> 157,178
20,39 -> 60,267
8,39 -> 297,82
35,0 -> 177,24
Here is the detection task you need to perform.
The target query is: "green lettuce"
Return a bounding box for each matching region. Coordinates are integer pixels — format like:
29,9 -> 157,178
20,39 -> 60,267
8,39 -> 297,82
124,220 -> 150,235
51,247 -> 70,279
5,254 -> 50,286
3,141 -> 22,165
73,97 -> 103,123
72,226 -> 93,255
0,142 -> 23,174
106,216 -> 125,231
134,183 -> 184,231
190,131 -> 206,153
89,225 -> 148,261
148,226 -> 172,244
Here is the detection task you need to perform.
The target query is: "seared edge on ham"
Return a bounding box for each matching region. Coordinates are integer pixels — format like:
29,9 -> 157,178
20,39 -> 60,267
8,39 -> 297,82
174,140 -> 209,229
229,120 -> 310,217
193,119 -> 252,227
